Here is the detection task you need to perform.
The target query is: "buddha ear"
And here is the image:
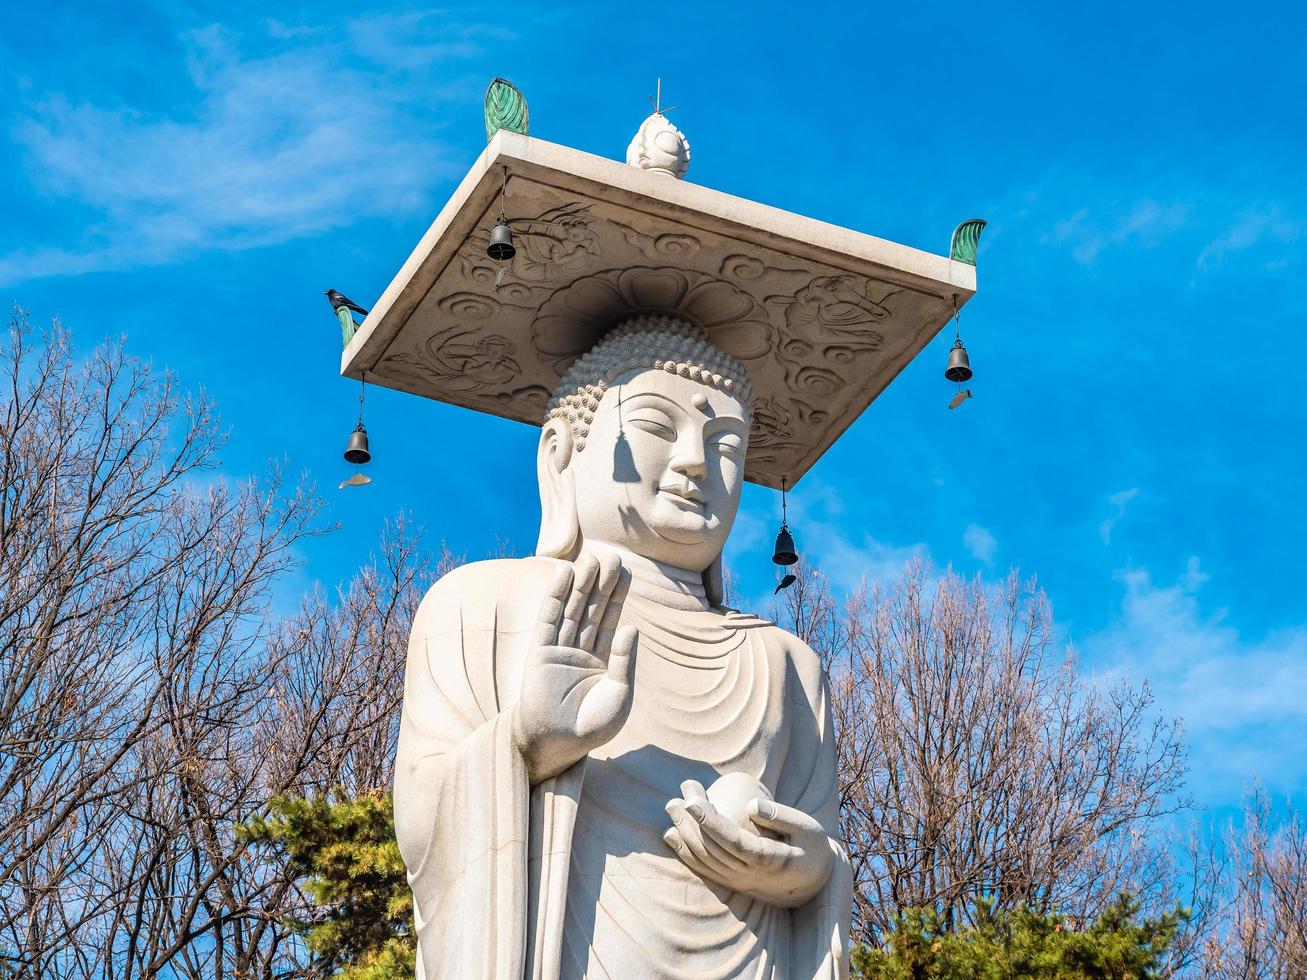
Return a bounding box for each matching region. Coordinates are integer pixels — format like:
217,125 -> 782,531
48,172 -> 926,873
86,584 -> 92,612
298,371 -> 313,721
535,418 -> 581,560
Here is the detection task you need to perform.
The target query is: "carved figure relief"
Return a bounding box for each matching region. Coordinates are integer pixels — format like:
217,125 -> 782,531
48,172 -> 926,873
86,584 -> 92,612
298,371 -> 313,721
767,275 -> 895,365
748,394 -> 824,470
750,397 -> 795,442
748,397 -> 803,466
380,325 -> 523,392
459,202 -> 602,287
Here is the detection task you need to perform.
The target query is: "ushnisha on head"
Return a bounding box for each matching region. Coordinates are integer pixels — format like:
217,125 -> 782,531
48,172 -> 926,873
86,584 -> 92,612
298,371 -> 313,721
536,314 -> 754,593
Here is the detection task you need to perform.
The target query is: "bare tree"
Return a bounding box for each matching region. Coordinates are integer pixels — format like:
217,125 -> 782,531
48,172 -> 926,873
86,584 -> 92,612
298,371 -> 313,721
774,558 -> 1190,950
0,311 -> 441,977
1193,790 -> 1307,979
0,310 -> 315,974
86,519 -> 437,979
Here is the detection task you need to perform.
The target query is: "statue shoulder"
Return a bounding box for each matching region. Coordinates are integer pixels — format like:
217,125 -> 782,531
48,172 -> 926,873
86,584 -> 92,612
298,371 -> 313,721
413,556 -> 568,636
723,612 -> 827,700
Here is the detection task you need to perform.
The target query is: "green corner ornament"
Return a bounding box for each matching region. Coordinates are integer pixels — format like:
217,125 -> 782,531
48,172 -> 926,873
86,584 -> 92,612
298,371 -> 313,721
949,218 -> 988,265
484,78 -> 529,143
337,305 -> 358,348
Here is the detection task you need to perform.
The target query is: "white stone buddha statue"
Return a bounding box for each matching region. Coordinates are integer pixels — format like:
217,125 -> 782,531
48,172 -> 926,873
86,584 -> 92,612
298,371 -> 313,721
394,314 -> 852,979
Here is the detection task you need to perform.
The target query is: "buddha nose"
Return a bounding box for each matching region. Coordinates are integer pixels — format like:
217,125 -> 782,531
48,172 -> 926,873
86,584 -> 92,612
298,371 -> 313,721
669,441 -> 708,481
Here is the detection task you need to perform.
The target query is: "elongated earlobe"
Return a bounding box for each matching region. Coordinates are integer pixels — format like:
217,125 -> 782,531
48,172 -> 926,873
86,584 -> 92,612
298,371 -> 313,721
535,418 -> 581,559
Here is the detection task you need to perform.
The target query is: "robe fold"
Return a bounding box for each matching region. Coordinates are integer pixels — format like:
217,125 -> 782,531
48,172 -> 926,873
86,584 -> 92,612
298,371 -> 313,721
394,557 -> 853,980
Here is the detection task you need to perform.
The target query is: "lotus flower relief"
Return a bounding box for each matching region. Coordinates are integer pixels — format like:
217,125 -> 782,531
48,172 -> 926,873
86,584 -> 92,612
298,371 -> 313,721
532,266 -> 774,365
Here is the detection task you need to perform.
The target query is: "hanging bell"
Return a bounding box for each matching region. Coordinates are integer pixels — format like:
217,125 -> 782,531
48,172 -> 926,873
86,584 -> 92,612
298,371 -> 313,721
343,422 -> 371,465
945,337 -> 973,383
772,524 -> 798,566
487,218 -> 515,261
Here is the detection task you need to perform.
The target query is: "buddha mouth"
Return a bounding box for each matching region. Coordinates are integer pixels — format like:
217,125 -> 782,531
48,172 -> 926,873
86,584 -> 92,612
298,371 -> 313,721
658,483 -> 706,509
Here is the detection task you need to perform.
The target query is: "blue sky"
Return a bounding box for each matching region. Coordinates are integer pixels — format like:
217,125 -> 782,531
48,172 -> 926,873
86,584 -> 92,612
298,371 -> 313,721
3,1 -> 1304,812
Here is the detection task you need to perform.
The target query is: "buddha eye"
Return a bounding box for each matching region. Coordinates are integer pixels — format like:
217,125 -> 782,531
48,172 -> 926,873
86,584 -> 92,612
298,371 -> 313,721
708,433 -> 744,457
628,414 -> 676,440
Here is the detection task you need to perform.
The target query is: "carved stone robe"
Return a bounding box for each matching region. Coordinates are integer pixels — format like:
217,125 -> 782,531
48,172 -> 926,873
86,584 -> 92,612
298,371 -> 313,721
394,556 -> 852,979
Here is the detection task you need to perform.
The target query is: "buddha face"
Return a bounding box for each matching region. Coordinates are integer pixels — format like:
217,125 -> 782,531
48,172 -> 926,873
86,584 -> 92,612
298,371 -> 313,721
566,367 -> 748,572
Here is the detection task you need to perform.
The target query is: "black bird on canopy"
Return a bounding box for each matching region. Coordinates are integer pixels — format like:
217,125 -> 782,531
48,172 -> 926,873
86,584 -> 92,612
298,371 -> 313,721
324,290 -> 369,317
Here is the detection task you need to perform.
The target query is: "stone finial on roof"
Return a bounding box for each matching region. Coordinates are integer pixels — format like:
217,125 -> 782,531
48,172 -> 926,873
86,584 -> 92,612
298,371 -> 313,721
626,80 -> 689,179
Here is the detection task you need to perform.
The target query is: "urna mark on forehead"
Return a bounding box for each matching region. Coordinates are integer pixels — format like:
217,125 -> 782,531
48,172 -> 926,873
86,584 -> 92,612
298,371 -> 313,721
544,313 -> 753,452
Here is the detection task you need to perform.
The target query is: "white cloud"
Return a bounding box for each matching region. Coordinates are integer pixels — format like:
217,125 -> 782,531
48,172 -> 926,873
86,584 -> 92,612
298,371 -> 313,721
1099,487 -> 1140,544
1082,558 -> 1307,802
819,531 -> 930,596
1045,199 -> 1188,266
962,522 -> 997,564
1196,205 -> 1301,271
2,18 -> 485,285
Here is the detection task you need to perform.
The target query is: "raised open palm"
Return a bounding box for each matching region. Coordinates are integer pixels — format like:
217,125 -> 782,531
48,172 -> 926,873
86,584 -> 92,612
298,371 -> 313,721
512,551 -> 638,784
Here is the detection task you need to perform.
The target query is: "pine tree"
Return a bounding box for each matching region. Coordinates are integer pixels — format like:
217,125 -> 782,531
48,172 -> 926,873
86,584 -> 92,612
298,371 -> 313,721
241,791 -> 415,978
853,894 -> 1186,979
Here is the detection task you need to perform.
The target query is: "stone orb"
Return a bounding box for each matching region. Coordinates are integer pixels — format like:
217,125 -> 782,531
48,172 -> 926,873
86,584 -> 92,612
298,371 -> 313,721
706,771 -> 776,837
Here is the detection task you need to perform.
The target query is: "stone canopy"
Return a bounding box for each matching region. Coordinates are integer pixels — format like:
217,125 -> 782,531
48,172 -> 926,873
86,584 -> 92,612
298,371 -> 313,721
340,130 -> 976,489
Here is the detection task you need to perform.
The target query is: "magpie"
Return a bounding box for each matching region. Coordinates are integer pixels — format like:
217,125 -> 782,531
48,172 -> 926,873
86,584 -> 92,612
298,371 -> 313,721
325,290 -> 369,317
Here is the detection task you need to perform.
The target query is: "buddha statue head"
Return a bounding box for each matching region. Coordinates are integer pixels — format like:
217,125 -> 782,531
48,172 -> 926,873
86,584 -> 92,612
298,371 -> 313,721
536,314 -> 753,601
